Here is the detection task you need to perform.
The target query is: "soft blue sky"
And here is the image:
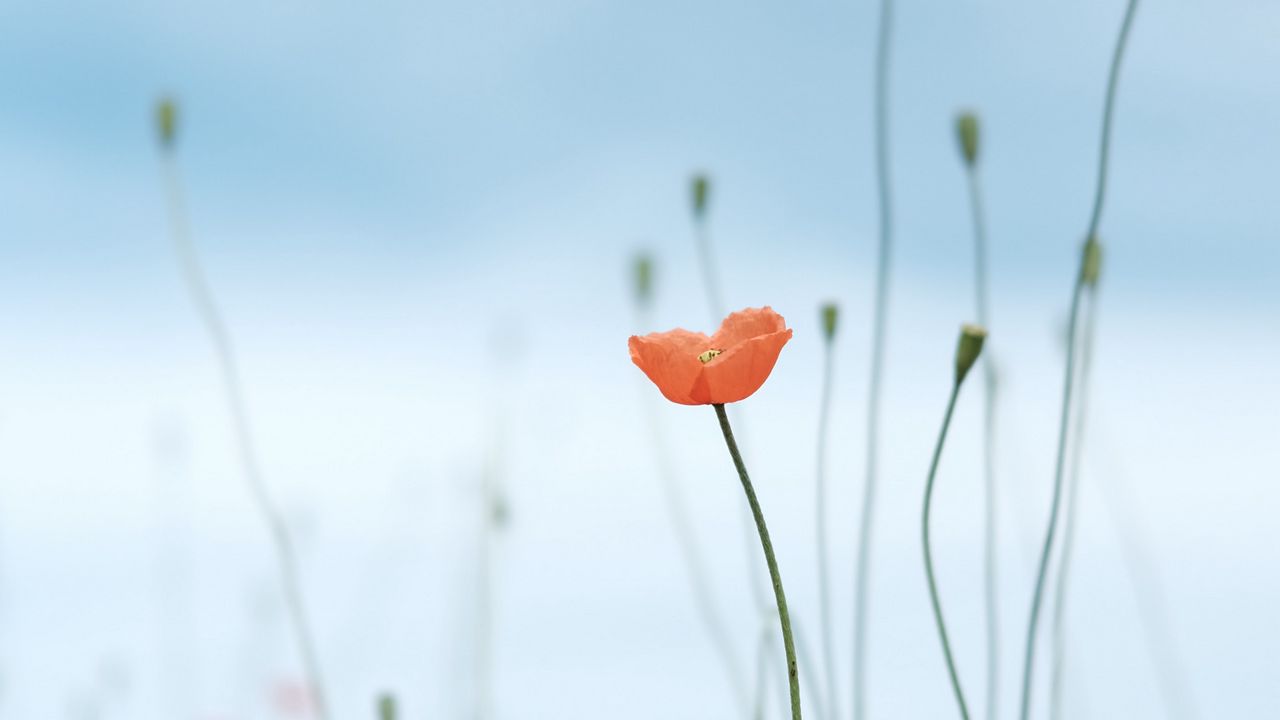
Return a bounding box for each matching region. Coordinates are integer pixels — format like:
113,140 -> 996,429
0,1 -> 1277,719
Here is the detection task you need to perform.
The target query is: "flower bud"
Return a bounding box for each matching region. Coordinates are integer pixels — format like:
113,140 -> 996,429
955,323 -> 987,384
633,253 -> 653,306
820,302 -> 839,343
956,111 -> 979,167
156,97 -> 178,151
1080,236 -> 1102,287
377,693 -> 398,720
691,173 -> 710,219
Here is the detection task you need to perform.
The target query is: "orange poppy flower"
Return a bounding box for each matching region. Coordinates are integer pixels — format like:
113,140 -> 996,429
629,306 -> 793,405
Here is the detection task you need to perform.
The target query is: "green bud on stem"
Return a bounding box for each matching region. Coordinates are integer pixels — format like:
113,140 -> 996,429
956,111 -> 980,167
691,173 -> 710,219
156,97 -> 178,151
820,302 -> 839,343
1081,236 -> 1102,287
633,253 -> 653,306
955,323 -> 988,384
377,693 -> 398,720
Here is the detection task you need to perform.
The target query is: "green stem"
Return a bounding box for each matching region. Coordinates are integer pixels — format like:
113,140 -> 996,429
964,164 -> 1000,720
714,404 -> 802,720
815,339 -> 840,720
923,382 -> 971,720
1017,3 -> 1139,718
855,0 -> 894,717
1048,289 -> 1097,720
161,153 -> 330,719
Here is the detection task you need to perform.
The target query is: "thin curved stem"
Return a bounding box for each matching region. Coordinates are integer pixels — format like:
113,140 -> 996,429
1017,3 -> 1139,718
854,0 -> 894,717
923,382 -> 971,720
1048,290 -> 1098,720
161,154 -> 330,720
636,309 -> 750,717
964,165 -> 1000,720
714,404 -> 802,720
815,339 -> 840,720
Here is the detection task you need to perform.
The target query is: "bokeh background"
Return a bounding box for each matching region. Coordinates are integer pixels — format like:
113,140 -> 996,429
1,1 -> 1277,718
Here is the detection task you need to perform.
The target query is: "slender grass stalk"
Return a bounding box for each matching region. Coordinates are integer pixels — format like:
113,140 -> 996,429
1048,290 -> 1098,720
157,100 -> 329,720
687,177 -> 779,714
956,111 -> 1000,720
475,439 -> 500,720
854,0 -> 895,716
923,325 -> 986,720
378,693 -> 398,720
923,382 -> 971,720
796,620 -> 830,720
632,254 -> 751,716
713,403 -> 802,720
1017,2 -> 1139,718
1096,444 -> 1202,720
815,304 -> 840,720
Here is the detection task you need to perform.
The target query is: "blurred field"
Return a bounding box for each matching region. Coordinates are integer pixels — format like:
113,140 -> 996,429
0,1 -> 1277,718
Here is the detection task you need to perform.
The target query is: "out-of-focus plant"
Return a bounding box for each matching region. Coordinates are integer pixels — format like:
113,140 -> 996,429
922,325 -> 988,720
1017,2 -> 1141,718
154,96 -> 330,719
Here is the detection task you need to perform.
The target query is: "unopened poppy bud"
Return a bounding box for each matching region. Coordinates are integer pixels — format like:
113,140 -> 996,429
954,323 -> 987,384
377,693 -> 398,720
691,173 -> 711,219
633,253 -> 653,305
956,111 -> 979,167
156,97 -> 178,151
1080,236 -> 1102,287
820,302 -> 838,343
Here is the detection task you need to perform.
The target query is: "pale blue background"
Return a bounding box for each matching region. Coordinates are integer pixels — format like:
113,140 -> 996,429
0,1 -> 1276,718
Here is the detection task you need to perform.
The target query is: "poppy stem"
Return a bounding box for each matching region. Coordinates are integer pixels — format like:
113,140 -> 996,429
923,380 -> 972,720
160,150 -> 330,720
713,403 -> 802,720
1017,2 -> 1139,718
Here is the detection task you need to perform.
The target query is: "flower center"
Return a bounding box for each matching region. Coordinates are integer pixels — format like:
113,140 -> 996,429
698,349 -> 723,363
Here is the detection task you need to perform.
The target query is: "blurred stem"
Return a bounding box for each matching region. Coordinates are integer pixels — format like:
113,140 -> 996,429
692,196 -> 779,710
922,382 -> 971,720
160,153 -> 329,720
963,163 -> 1000,720
694,216 -> 726,323
854,0 -> 894,716
1017,2 -> 1139,719
815,337 -> 840,719
714,404 -> 802,720
635,303 -> 750,717
1048,290 -> 1097,720
1097,439 -> 1202,720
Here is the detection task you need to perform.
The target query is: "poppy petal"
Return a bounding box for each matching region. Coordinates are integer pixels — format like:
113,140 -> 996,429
690,328 -> 793,404
629,329 -> 710,405
710,306 -> 788,351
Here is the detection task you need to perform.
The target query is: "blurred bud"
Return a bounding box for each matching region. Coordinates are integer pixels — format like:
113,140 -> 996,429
377,693 -> 398,720
954,323 -> 987,384
956,111 -> 979,167
491,493 -> 510,530
1080,236 -> 1102,287
156,97 -> 178,151
691,173 -> 710,219
633,253 -> 653,306
820,302 -> 839,343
